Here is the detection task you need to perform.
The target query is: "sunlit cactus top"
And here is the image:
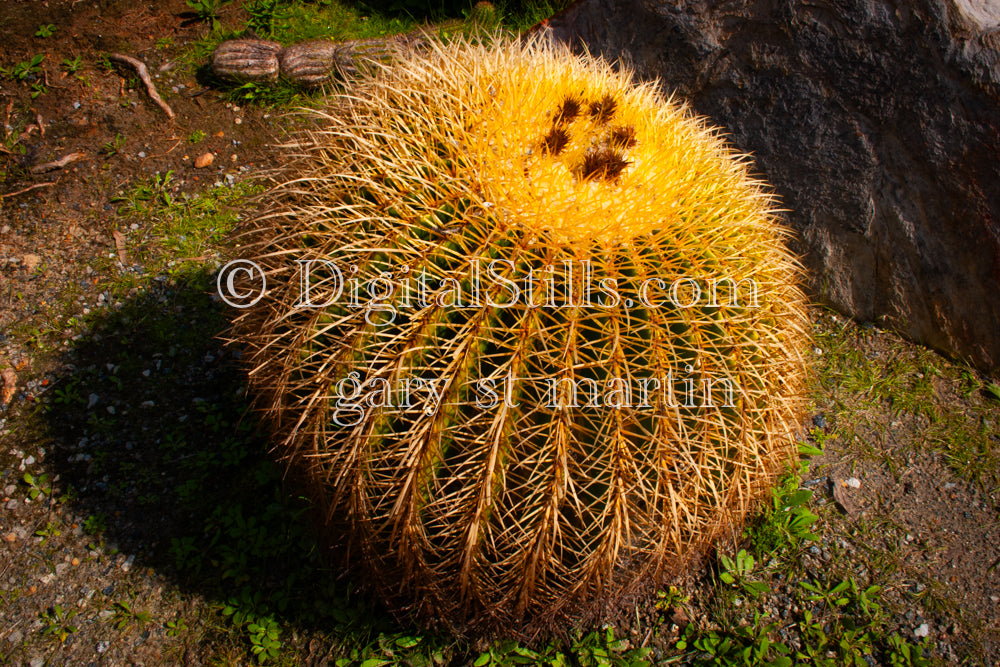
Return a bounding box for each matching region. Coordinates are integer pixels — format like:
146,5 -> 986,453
234,33 -> 810,637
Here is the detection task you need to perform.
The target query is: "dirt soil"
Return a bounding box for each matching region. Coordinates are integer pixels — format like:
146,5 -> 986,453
1,1 -> 999,666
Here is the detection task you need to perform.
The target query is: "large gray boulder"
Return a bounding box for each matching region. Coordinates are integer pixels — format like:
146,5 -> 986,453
533,0 -> 1000,372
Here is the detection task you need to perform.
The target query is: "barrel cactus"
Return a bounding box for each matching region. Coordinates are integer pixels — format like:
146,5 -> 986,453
233,34 -> 809,635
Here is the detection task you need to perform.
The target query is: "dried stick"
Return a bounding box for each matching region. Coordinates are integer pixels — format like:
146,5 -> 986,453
109,53 -> 176,119
1,182 -> 55,198
30,152 -> 86,174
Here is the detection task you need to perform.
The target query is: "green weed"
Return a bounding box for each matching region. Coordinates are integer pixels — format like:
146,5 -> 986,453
38,605 -> 78,643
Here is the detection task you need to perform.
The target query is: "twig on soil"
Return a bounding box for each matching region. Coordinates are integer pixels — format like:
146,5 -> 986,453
112,230 -> 128,265
1,182 -> 56,198
33,109 -> 44,136
108,53 -> 176,119
1,359 -> 15,408
146,138 -> 182,159
30,152 -> 86,174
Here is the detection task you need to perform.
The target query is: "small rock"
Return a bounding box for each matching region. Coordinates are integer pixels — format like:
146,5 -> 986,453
5,500 -> 17,510
194,152 -> 214,168
4,484 -> 16,495
831,478 -> 860,515
87,394 -> 99,409
6,628 -> 23,643
234,117 -> 242,125
29,657 -> 43,667
137,151 -> 146,159
22,254 -> 41,273
914,623 -> 930,638
846,477 -> 861,488
121,554 -> 135,572
812,414 -> 827,429
96,640 -> 110,653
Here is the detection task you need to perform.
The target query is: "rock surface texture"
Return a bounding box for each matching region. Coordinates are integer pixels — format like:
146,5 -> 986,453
534,0 -> 1000,372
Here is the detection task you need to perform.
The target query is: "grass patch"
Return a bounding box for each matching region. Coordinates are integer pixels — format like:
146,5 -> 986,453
811,310 -> 1000,494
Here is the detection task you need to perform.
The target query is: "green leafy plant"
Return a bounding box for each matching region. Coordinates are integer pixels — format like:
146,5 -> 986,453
83,513 -> 107,535
887,633 -> 931,667
35,24 -> 58,38
800,577 -> 852,610
719,549 -> 770,599
61,56 -> 83,74
22,472 -> 50,500
186,0 -> 229,31
111,599 -> 153,631
101,133 -> 126,157
35,521 -> 62,540
39,605 -> 78,643
5,54 -> 45,80
165,616 -> 189,637
221,589 -> 284,664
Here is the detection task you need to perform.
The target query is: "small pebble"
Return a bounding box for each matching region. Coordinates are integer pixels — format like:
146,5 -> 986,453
137,151 -> 146,158
96,640 -> 110,653
194,152 -> 214,168
914,623 -> 930,638
234,117 -> 242,125
29,658 -> 43,667
846,477 -> 861,488
88,394 -> 99,409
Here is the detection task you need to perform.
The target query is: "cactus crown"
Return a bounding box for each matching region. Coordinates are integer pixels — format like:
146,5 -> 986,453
235,34 -> 810,637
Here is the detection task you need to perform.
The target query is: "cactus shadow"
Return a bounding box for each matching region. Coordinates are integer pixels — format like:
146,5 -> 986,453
40,266 -> 402,644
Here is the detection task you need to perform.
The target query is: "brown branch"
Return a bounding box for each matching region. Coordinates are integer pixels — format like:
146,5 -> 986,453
1,182 -> 56,198
108,53 -> 175,119
30,152 -> 86,174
